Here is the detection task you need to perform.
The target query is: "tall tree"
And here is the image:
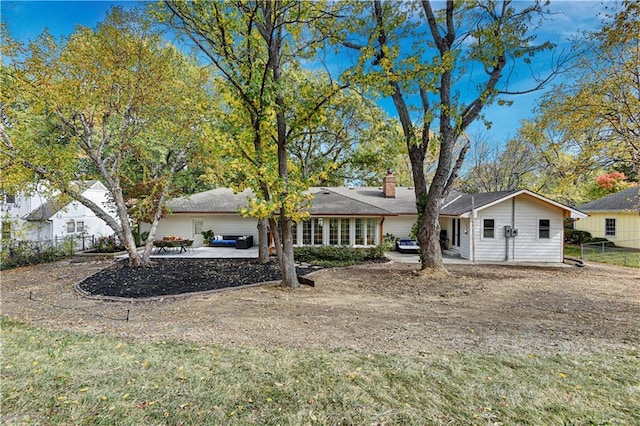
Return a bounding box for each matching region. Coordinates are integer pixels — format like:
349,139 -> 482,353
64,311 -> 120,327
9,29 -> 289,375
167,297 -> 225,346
286,79 -> 406,186
459,134 -> 537,193
0,8 -> 215,266
529,0 -> 639,208
161,1 -> 343,287
330,0 -> 557,271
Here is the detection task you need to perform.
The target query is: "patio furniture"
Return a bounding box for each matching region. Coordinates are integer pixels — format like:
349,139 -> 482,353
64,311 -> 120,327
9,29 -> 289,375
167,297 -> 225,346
396,239 -> 420,254
153,239 -> 190,254
209,235 -> 253,249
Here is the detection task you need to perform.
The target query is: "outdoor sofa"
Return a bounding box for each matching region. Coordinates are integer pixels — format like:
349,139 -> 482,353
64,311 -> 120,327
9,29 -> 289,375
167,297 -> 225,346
210,235 -> 254,249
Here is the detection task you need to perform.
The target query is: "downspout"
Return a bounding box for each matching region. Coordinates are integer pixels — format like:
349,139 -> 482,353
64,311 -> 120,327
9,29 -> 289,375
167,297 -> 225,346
512,197 -> 516,261
471,197 -> 475,263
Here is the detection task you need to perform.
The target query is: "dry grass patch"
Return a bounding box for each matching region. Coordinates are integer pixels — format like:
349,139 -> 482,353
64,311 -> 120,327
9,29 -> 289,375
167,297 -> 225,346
2,318 -> 639,425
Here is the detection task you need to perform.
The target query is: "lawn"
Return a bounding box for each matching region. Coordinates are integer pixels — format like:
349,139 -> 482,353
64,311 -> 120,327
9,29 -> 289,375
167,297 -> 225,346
2,317 -> 638,425
565,244 -> 640,268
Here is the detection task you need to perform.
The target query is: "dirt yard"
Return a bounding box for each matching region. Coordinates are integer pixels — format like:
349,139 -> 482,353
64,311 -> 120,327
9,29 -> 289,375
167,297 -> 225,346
1,258 -> 638,355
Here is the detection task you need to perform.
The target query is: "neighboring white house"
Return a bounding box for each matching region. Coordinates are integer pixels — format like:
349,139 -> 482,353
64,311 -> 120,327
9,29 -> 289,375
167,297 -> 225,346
151,173 -> 587,263
0,181 -> 117,243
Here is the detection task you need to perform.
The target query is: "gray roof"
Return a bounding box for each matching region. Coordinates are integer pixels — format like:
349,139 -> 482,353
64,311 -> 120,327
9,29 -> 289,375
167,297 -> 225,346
167,188 -> 253,213
440,190 -> 519,216
24,200 -> 64,221
167,186 -> 583,218
306,189 -> 391,215
578,187 -> 639,212
23,180 -> 106,221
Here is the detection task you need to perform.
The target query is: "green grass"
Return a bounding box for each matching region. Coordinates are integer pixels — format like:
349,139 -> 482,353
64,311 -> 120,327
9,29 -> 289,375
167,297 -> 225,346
565,244 -> 640,268
2,317 -> 639,425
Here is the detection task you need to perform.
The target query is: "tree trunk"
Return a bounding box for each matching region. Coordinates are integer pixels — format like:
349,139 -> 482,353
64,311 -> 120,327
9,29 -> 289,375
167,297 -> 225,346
279,213 -> 299,288
417,195 -> 444,270
257,218 -> 270,264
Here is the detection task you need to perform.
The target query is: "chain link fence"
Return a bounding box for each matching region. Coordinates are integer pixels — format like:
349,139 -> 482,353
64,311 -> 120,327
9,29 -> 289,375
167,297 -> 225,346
580,240 -> 640,268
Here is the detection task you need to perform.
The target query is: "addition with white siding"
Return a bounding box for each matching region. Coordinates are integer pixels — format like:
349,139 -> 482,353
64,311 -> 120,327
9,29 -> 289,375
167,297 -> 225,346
440,190 -> 587,262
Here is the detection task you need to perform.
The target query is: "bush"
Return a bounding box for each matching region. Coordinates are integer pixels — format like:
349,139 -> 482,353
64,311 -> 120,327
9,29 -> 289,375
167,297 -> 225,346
565,229 -> 592,244
93,235 -> 125,253
587,237 -> 615,247
294,245 -> 387,267
1,239 -> 73,270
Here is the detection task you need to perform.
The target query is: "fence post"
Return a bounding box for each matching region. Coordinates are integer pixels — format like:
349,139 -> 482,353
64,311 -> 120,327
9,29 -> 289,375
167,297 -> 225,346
581,243 -> 584,259
625,250 -> 628,266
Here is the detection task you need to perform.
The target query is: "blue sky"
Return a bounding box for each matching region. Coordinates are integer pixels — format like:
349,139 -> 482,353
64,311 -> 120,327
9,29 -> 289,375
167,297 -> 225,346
2,0 -> 604,143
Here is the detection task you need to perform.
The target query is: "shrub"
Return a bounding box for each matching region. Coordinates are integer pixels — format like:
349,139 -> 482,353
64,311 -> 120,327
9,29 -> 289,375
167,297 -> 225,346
294,245 -> 387,267
587,237 -> 615,247
565,229 -> 592,244
0,239 -> 73,270
93,235 -> 125,253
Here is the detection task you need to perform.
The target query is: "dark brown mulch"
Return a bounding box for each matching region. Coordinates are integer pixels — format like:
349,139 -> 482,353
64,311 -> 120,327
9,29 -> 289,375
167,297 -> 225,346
77,258 -> 318,299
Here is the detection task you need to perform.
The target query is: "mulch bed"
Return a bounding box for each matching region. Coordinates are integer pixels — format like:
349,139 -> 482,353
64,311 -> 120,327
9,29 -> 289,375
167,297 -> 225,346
77,258 -> 318,299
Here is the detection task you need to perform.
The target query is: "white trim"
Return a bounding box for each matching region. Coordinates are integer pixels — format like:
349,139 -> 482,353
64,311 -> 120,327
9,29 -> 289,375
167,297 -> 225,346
537,217 -> 551,240
481,217 -> 496,240
604,217 -> 617,237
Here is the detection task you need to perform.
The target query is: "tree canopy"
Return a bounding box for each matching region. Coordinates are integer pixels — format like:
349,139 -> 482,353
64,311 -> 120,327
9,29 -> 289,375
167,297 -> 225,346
1,7 -> 216,265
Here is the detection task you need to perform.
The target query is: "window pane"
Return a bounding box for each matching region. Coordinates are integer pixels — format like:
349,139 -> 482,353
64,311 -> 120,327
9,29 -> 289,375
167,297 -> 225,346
313,218 -> 323,245
605,218 -> 616,236
67,221 -> 75,233
291,221 -> 297,245
2,221 -> 11,239
355,218 -> 364,245
539,219 -> 550,239
483,219 -> 494,239
194,220 -> 204,235
366,218 -> 376,245
76,221 -> 85,233
329,219 -> 339,245
302,220 -> 311,245
340,219 -> 350,245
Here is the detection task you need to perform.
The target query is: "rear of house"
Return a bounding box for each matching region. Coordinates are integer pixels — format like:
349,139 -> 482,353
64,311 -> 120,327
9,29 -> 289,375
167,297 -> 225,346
155,176 -> 585,264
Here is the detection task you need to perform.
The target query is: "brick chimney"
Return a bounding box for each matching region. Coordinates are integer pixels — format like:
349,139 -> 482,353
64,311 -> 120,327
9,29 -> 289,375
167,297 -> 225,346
382,169 -> 396,198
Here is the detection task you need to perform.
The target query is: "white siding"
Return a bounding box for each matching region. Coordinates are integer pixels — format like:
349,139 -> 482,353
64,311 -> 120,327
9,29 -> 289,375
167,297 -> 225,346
144,214 -> 258,247
470,194 -> 564,262
383,215 -> 416,240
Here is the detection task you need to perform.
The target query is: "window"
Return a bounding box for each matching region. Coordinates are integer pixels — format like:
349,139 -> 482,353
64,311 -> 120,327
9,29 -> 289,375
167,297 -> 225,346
483,219 -> 495,239
329,219 -> 339,245
76,221 -> 85,233
291,221 -> 298,245
355,218 -> 364,245
3,193 -> 15,204
340,219 -> 350,246
366,218 -> 376,246
194,220 -> 204,236
2,221 -> 11,239
538,219 -> 550,239
302,220 -> 312,245
66,221 -> 75,233
313,218 -> 323,245
605,218 -> 616,236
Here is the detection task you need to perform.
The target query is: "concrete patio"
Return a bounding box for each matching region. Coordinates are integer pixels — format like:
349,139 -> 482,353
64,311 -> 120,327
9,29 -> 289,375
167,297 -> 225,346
143,245 -> 569,267
149,246 -> 259,259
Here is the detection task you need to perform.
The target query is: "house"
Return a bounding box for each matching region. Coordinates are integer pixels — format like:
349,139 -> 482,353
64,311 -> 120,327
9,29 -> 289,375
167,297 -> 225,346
574,187 -> 639,249
152,172 -> 586,263
0,181 -> 117,242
